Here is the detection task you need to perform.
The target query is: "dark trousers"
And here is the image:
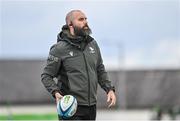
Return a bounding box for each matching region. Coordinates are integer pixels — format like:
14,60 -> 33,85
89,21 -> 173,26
58,105 -> 96,120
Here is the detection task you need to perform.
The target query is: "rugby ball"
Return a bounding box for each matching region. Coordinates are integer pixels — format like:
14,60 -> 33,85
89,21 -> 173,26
57,95 -> 77,118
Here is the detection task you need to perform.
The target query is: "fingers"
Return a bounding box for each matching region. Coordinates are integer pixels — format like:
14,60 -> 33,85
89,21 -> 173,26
55,92 -> 63,99
107,91 -> 116,108
108,101 -> 113,108
56,96 -> 59,102
107,94 -> 111,102
56,96 -> 62,104
55,92 -> 63,103
108,96 -> 116,108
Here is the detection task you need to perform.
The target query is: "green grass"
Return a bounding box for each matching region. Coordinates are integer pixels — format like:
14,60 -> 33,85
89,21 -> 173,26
0,113 -> 58,120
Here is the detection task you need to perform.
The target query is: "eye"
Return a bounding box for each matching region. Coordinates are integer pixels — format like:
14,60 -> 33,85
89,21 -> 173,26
78,17 -> 87,21
79,18 -> 84,21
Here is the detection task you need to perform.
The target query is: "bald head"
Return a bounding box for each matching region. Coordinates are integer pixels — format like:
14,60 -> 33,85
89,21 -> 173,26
64,10 -> 91,36
65,10 -> 84,26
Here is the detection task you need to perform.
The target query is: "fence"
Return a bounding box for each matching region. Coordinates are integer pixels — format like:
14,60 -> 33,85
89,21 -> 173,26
0,60 -> 180,109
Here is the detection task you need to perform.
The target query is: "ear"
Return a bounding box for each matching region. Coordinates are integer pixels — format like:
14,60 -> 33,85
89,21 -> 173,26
68,22 -> 73,27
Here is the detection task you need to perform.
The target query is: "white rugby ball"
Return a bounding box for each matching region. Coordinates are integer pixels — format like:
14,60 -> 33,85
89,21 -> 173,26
57,95 -> 77,119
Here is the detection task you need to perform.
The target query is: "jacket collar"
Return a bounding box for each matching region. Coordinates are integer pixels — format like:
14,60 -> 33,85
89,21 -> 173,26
57,25 -> 94,49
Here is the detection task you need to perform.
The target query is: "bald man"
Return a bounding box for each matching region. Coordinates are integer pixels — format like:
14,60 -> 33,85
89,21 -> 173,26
41,10 -> 116,120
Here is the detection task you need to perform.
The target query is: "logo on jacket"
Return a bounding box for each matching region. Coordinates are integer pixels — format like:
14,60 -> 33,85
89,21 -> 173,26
69,51 -> 74,56
89,47 -> 95,53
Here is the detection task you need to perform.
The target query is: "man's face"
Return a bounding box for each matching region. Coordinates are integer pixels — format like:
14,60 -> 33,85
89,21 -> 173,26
71,12 -> 92,37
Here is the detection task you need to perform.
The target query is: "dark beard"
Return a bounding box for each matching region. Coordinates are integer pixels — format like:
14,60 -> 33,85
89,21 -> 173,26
73,24 -> 92,37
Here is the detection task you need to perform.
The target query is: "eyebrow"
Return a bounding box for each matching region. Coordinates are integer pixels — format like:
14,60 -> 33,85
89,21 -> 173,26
78,17 -> 87,21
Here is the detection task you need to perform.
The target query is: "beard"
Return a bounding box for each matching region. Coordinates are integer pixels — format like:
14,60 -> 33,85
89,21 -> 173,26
73,24 -> 92,37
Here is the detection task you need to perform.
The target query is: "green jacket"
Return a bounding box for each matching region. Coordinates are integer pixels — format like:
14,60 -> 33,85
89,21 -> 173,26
41,25 -> 115,106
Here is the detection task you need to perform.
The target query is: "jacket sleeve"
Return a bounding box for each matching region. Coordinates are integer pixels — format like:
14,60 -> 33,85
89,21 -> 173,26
95,41 -> 115,94
41,44 -> 62,98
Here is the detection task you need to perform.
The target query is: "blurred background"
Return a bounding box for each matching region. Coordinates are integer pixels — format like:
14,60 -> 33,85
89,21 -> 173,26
0,0 -> 180,120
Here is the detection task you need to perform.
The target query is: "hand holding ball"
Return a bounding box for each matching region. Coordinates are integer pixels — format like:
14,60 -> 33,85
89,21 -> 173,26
57,95 -> 77,119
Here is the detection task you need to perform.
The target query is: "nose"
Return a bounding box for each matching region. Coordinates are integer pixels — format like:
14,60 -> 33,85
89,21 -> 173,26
84,19 -> 88,25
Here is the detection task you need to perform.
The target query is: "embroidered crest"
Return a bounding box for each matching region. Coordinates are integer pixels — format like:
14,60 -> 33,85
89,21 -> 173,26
69,51 -> 74,56
89,47 -> 95,53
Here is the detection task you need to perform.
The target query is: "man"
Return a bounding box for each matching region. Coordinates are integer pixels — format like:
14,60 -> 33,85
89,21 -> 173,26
41,10 -> 116,120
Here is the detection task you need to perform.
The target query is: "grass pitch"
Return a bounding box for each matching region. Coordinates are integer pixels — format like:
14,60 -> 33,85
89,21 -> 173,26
0,113 -> 58,120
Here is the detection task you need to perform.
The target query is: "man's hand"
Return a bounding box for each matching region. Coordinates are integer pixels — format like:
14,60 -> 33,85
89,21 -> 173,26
55,92 -> 63,104
107,90 -> 116,108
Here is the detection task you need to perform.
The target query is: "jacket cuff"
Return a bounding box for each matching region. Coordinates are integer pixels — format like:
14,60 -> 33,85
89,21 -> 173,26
105,86 -> 115,94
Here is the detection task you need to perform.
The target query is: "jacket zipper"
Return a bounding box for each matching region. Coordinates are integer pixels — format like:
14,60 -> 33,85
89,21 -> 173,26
82,51 -> 91,106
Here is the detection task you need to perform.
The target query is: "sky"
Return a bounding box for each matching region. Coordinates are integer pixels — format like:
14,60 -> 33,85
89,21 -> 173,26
0,0 -> 180,69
